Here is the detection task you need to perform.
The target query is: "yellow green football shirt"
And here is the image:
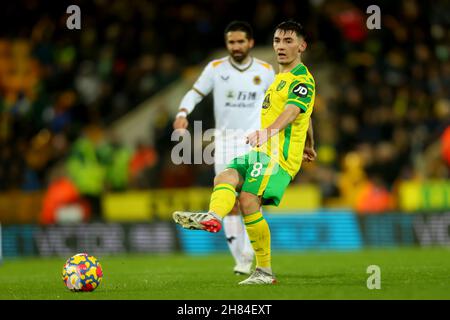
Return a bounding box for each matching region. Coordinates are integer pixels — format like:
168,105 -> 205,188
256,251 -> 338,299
256,62 -> 315,179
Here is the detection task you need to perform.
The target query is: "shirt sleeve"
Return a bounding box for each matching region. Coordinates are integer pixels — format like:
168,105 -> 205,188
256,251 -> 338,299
178,89 -> 204,114
192,61 -> 214,97
285,77 -> 315,113
178,62 -> 215,114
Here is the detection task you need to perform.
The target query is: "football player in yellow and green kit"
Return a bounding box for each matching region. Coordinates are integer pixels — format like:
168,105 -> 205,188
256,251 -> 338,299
173,20 -> 317,285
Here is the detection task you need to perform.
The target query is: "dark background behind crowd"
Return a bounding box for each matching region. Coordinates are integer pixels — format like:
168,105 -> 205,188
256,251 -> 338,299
0,0 -> 448,217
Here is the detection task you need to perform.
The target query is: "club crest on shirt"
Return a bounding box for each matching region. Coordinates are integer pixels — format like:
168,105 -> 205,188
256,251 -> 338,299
276,80 -> 286,91
253,75 -> 261,85
262,94 -> 270,109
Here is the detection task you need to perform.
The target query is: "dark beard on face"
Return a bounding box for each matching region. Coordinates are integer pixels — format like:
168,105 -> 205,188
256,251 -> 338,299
232,53 -> 247,63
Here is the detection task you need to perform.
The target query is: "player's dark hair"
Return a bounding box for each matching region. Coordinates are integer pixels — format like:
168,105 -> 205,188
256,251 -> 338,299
275,20 -> 307,40
224,21 -> 253,39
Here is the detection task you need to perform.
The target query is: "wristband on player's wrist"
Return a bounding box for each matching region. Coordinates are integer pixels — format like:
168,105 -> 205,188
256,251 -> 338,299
176,110 -> 188,118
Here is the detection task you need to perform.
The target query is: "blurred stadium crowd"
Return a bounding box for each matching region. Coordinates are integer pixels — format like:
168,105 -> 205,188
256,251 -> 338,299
0,0 -> 449,219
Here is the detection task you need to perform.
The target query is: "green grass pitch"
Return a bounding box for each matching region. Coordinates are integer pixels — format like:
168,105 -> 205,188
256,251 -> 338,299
0,247 -> 449,300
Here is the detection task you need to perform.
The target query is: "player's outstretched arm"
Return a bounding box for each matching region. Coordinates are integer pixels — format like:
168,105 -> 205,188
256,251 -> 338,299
172,88 -> 204,132
246,104 -> 300,147
173,62 -> 214,131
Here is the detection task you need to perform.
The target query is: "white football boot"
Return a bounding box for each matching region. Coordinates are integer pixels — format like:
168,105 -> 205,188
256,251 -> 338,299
238,268 -> 277,285
173,211 -> 222,233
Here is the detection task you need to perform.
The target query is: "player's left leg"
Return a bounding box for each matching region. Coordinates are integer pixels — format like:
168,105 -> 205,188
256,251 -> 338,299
235,151 -> 291,285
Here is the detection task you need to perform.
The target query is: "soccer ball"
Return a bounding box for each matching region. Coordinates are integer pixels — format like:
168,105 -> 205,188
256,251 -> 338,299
62,253 -> 103,292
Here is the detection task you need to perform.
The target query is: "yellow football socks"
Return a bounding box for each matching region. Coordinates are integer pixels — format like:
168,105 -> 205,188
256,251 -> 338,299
243,211 -> 271,269
208,183 -> 237,218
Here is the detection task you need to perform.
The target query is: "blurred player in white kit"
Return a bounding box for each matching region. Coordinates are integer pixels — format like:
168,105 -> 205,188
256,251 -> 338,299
173,21 -> 275,275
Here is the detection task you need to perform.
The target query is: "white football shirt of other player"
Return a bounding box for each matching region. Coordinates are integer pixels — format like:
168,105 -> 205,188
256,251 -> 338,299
180,56 -> 275,168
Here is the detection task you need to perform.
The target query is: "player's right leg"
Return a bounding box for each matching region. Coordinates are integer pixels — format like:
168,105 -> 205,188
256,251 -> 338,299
173,168 -> 243,233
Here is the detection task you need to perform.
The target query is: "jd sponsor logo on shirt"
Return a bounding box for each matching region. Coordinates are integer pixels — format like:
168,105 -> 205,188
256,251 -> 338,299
292,83 -> 308,98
